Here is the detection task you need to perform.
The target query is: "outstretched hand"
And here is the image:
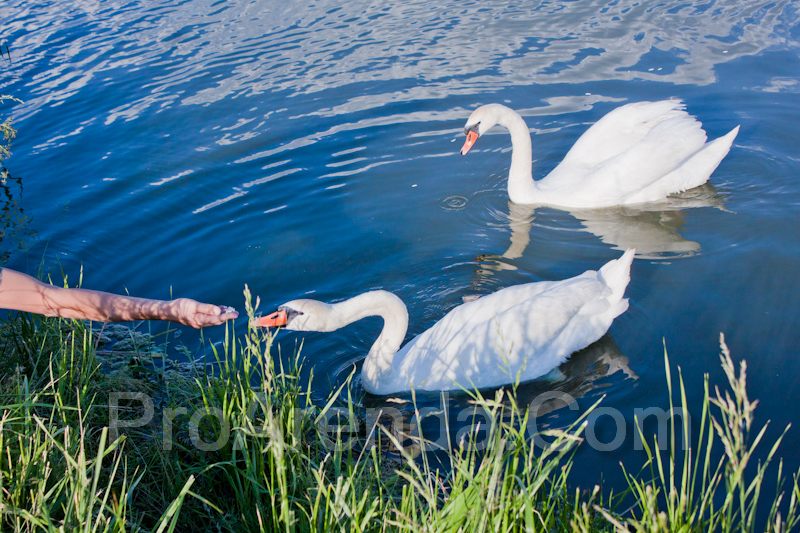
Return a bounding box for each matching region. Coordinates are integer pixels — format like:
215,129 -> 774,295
170,298 -> 239,328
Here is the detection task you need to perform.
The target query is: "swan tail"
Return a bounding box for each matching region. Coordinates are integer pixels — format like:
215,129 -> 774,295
699,125 -> 740,176
598,249 -> 635,313
625,125 -> 739,204
675,125 -> 740,191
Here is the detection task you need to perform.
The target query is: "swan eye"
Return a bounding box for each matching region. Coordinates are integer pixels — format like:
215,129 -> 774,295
280,307 -> 305,322
464,121 -> 480,135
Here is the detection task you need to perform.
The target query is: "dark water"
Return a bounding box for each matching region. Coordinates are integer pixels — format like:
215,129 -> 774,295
2,0 -> 799,489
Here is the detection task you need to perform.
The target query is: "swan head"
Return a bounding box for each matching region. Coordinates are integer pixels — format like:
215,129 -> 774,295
257,299 -> 335,332
460,104 -> 512,155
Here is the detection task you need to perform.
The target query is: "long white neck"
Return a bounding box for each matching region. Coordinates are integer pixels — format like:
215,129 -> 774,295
496,106 -> 538,204
327,291 -> 408,388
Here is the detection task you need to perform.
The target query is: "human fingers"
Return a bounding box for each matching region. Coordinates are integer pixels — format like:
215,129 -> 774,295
194,306 -> 239,327
196,302 -> 223,315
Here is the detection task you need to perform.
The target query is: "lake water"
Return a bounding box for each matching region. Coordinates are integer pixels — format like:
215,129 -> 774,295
2,0 -> 799,489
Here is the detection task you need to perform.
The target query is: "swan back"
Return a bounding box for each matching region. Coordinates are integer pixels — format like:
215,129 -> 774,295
559,100 -> 692,169
370,251 -> 635,394
537,100 -> 738,207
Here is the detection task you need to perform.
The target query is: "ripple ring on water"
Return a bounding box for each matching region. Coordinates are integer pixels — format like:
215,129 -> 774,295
441,195 -> 468,210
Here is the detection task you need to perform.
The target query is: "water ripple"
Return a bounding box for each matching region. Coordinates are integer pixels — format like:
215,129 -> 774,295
2,0 -> 800,481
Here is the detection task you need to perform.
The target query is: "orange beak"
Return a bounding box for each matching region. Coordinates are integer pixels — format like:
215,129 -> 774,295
460,130 -> 479,155
256,309 -> 288,328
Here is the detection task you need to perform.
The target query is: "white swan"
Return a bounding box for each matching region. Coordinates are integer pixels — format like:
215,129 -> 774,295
257,250 -> 635,395
460,100 -> 739,208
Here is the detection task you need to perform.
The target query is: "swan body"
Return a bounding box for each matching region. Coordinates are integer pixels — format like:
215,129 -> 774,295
260,250 -> 635,395
460,100 -> 739,208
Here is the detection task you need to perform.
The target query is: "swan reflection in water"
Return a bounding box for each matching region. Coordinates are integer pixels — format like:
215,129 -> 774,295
354,335 -> 634,458
477,183 -> 725,279
511,334 -> 635,418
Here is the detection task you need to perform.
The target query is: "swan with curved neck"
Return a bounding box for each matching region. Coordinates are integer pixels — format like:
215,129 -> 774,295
258,250 -> 635,395
460,100 -> 739,208
260,291 -> 409,388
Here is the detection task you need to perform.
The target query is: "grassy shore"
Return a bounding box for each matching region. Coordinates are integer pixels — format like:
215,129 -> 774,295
0,285 -> 797,532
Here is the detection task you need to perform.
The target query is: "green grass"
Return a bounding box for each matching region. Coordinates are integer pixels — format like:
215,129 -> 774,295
0,284 -> 797,532
0,95 -> 18,164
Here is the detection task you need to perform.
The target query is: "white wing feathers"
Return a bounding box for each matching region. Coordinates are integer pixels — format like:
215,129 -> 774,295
560,100 -> 693,169
539,100 -> 738,206
388,252 -> 633,392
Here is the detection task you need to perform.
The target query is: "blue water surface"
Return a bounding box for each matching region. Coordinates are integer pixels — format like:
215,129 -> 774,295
2,0 -> 799,491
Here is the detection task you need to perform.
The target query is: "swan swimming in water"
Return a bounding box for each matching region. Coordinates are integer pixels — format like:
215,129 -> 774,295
257,250 -> 635,395
460,100 -> 739,208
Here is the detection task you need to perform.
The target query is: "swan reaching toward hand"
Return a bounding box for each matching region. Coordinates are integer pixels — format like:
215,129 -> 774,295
460,100 -> 739,208
257,250 -> 635,395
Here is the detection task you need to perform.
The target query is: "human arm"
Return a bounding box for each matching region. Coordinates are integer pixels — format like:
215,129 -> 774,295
0,268 -> 238,328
